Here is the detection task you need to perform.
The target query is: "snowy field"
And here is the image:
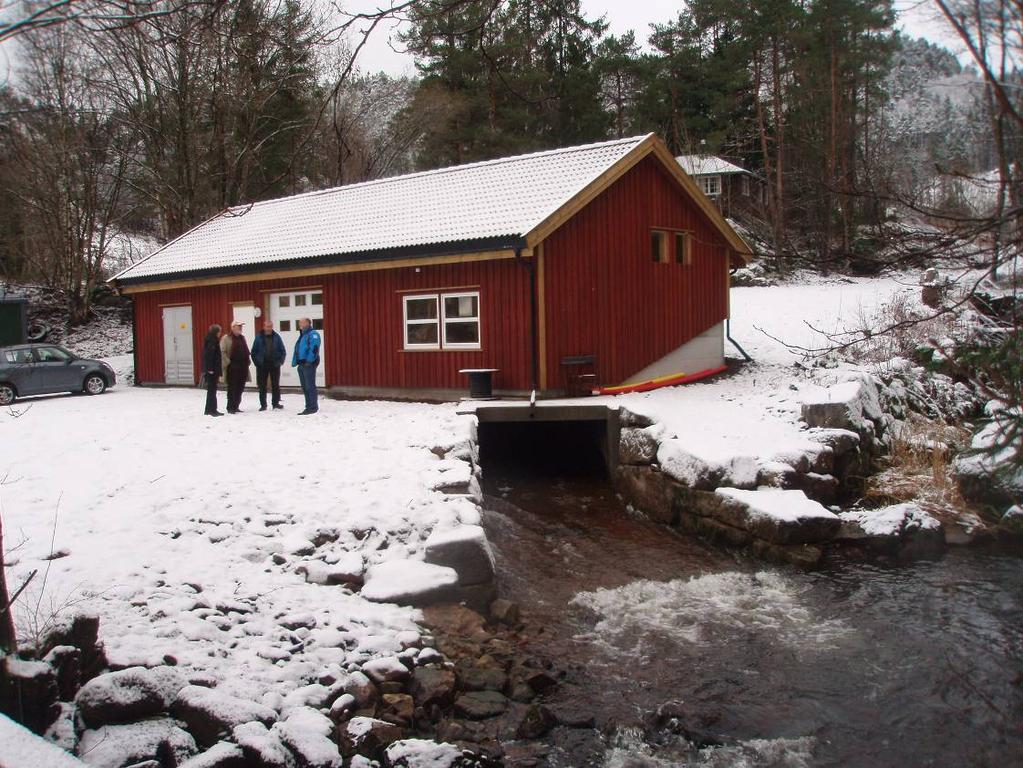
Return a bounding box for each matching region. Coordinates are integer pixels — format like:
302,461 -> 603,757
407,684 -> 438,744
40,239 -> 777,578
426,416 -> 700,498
0,273 -> 917,744
2,376 -> 475,706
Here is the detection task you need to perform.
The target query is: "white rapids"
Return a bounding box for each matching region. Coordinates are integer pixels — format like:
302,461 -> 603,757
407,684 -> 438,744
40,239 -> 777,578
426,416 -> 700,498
571,571 -> 850,654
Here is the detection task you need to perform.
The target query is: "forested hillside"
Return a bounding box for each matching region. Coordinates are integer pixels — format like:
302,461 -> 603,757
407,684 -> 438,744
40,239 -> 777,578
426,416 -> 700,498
0,0 -> 1017,316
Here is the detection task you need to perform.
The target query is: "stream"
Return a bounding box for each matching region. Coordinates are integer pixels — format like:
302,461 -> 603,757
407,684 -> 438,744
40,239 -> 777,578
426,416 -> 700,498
481,472 -> 1023,767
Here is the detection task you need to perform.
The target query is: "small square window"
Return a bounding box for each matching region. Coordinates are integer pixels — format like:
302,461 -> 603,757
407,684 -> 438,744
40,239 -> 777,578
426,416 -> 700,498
278,296 -> 290,308
311,293 -> 323,305
279,320 -> 291,332
312,318 -> 324,330
295,294 -> 307,306
651,230 -> 668,263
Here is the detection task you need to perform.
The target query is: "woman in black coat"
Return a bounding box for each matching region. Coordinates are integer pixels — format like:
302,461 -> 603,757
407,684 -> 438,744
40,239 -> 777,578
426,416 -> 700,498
203,325 -> 223,416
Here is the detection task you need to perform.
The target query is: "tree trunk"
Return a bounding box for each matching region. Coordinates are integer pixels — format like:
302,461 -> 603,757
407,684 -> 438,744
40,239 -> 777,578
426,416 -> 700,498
0,514 -> 16,653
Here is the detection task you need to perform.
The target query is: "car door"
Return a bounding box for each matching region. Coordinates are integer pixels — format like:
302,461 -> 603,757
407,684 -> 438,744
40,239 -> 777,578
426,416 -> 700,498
32,346 -> 81,393
3,348 -> 37,394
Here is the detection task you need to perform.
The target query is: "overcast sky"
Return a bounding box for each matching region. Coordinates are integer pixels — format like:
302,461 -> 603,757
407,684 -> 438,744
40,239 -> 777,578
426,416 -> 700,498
347,0 -> 961,76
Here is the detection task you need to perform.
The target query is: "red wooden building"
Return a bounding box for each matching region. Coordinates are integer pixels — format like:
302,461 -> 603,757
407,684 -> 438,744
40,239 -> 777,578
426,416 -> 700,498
111,134 -> 751,398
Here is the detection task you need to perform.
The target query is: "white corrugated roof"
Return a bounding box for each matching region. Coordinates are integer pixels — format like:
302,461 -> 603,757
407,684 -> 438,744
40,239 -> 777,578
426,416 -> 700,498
676,154 -> 750,177
114,135 -> 651,282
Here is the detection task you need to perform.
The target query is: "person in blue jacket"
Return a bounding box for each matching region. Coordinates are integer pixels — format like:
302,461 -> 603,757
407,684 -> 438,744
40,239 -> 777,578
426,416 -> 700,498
250,319 -> 287,411
292,317 -> 321,415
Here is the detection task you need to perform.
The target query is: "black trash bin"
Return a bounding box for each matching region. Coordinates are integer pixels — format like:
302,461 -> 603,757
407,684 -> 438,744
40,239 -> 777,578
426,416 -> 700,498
459,368 -> 499,399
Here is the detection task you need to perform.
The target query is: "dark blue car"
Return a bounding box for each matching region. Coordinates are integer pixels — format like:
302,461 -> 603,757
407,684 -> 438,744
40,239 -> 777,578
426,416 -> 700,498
0,344 -> 116,406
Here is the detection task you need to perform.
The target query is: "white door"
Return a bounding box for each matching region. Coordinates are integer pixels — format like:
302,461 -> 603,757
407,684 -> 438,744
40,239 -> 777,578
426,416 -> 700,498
162,305 -> 194,384
231,303 -> 258,387
269,289 -> 325,387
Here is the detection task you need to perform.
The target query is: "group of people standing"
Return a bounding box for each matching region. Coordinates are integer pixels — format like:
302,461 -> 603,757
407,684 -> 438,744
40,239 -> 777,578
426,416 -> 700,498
201,318 -> 321,417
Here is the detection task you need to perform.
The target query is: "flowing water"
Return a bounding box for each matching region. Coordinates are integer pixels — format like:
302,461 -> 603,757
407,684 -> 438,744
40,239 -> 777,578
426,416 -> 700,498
482,473 -> 1023,767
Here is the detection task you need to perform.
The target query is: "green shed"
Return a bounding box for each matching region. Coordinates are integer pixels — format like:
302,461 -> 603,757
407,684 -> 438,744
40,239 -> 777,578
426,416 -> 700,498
0,296 -> 28,346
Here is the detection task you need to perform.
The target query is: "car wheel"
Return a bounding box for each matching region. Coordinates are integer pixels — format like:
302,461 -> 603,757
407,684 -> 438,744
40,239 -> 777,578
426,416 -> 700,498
83,374 -> 107,395
0,383 -> 15,406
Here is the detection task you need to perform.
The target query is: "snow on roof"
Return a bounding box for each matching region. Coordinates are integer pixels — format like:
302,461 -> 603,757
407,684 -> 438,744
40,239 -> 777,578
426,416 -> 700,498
114,135 -> 651,283
676,154 -> 751,177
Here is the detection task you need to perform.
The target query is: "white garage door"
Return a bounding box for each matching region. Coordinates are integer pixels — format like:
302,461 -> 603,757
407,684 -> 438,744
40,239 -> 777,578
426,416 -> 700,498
269,290 -> 325,387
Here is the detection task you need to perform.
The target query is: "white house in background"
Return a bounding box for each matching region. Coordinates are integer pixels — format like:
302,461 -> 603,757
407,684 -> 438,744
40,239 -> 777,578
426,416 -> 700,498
676,154 -> 763,217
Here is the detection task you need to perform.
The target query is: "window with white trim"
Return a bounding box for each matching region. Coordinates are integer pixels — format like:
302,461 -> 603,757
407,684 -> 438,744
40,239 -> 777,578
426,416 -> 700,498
403,291 -> 482,350
403,294 -> 440,349
442,292 -> 481,349
699,174 -> 722,196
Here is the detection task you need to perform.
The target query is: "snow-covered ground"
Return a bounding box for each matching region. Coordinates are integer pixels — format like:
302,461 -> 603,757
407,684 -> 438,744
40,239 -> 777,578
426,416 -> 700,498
609,274 -> 922,474
0,272 -> 935,764
2,381 -> 474,706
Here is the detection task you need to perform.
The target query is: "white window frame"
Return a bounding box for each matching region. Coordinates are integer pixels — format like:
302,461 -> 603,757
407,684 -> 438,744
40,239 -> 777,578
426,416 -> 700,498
403,294 -> 441,350
441,291 -> 482,350
741,174 -> 751,197
699,174 -> 722,197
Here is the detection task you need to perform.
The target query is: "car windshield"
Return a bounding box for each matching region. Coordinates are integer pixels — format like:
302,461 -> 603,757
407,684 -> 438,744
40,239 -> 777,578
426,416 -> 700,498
35,346 -> 73,363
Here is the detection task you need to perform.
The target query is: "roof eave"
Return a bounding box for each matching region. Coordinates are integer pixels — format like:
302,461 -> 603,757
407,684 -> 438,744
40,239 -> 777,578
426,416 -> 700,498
109,236 -> 530,289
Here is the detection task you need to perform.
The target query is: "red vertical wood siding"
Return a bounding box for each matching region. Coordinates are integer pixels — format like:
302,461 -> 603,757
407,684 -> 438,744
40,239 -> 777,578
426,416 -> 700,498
541,155 -> 730,389
132,259 -> 533,391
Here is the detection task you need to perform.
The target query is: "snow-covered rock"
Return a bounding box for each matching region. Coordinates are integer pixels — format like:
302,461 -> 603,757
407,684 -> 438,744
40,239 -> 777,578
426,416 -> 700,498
362,656 -> 410,684
423,524 -> 495,587
274,707 -> 342,767
177,741 -> 245,768
713,488 -> 841,544
385,738 -> 462,768
838,503 -> 941,541
75,666 -> 187,728
77,718 -> 197,767
657,440 -> 759,490
801,375 -> 883,437
361,560 -> 459,607
340,716 -> 404,761
232,721 -> 292,767
171,685 -> 277,747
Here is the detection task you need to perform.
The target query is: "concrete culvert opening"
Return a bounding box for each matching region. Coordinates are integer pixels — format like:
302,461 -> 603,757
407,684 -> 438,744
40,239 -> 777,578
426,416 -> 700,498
477,413 -> 617,480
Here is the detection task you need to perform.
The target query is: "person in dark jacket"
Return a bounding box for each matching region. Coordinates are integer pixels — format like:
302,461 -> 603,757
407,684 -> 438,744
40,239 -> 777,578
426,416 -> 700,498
224,321 -> 251,414
291,317 -> 321,415
202,324 -> 223,417
250,319 -> 287,411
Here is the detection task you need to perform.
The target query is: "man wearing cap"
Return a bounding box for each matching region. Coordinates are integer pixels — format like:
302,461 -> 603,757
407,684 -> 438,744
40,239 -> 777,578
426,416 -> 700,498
221,320 -> 251,414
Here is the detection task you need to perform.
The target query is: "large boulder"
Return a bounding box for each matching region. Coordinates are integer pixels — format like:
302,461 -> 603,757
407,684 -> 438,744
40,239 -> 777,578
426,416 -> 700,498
408,667 -> 457,710
423,525 -> 496,587
171,685 -> 277,747
232,721 -> 292,768
713,488 -> 841,544
361,560 -> 459,607
385,738 -> 463,768
453,691 -> 508,720
339,716 -> 404,761
801,375 -> 885,447
75,666 -> 186,729
274,708 -> 342,768
76,718 -> 196,768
